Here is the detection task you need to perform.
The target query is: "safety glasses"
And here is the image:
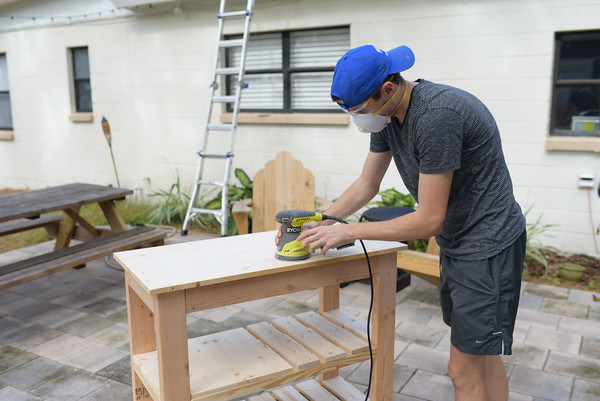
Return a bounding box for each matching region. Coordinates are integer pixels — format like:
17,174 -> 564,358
337,77 -> 392,115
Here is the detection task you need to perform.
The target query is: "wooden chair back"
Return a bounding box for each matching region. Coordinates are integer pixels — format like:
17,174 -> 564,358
425,236 -> 440,255
253,151 -> 315,232
397,236 -> 441,287
233,151 -> 315,234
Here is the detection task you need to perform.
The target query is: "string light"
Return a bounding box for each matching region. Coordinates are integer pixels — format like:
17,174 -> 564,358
0,5 -> 162,29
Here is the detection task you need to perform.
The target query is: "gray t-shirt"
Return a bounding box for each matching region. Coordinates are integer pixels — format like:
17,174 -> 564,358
370,79 -> 525,260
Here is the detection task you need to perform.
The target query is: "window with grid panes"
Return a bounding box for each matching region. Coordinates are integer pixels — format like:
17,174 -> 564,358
0,54 -> 12,130
551,30 -> 600,137
225,27 -> 349,113
71,47 -> 93,112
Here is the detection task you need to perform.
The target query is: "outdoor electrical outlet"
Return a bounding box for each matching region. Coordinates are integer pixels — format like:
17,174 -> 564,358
578,172 -> 596,189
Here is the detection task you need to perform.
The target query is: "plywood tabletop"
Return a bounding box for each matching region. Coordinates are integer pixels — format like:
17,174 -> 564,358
114,230 -> 405,295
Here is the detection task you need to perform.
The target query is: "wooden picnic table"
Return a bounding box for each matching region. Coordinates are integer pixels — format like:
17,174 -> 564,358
0,183 -> 168,289
116,230 -> 405,401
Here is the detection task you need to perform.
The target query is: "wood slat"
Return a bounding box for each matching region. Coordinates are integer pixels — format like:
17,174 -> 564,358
274,152 -> 291,219
248,377 -> 364,401
187,328 -> 293,398
0,226 -> 154,275
397,250 -> 441,287
247,322 -> 320,371
321,309 -> 368,342
0,183 -> 132,222
295,380 -> 338,401
248,393 -> 277,401
253,169 -> 266,232
296,312 -> 368,355
0,227 -> 167,290
264,158 -> 277,231
271,317 -> 345,363
322,376 -> 366,401
0,214 -> 62,236
273,386 -> 309,401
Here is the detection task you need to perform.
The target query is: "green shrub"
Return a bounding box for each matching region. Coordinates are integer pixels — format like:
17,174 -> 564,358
203,168 -> 253,235
146,174 -> 191,226
367,187 -> 426,252
369,188 -> 417,208
524,206 -> 560,275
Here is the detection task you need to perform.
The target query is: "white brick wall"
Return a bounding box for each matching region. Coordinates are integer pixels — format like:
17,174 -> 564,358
0,0 -> 599,254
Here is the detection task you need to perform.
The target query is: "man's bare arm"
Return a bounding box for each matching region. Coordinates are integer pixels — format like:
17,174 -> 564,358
321,150 -> 392,220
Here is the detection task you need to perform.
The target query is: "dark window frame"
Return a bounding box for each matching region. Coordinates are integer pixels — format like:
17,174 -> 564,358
225,27 -> 348,114
71,46 -> 92,113
0,53 -> 12,130
550,30 -> 600,138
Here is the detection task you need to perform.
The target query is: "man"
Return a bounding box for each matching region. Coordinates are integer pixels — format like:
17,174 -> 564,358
287,45 -> 526,401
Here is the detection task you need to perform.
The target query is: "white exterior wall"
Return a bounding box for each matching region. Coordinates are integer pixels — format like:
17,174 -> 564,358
0,0 -> 599,254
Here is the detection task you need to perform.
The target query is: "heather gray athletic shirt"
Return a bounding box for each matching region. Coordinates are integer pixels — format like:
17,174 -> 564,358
370,79 -> 525,260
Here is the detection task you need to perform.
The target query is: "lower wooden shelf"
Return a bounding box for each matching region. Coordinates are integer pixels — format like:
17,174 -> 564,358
132,309 -> 372,401
247,376 -> 366,401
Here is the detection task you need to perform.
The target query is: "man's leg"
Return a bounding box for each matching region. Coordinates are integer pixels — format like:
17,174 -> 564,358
448,344 -> 508,401
485,354 -> 508,401
448,344 -> 486,401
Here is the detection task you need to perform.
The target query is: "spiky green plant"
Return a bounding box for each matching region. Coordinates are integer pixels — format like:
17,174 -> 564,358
524,206 -> 560,274
146,174 -> 191,226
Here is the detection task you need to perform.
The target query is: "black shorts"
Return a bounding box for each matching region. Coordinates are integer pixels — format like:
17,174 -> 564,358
439,230 -> 526,356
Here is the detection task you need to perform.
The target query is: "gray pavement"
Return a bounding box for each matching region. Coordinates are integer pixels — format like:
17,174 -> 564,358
0,232 -> 599,401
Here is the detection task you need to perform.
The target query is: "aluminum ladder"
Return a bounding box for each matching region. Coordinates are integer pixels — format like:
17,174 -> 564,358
182,0 -> 254,236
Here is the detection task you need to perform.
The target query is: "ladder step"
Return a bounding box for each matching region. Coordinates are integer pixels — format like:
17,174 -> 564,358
197,151 -> 232,159
215,67 -> 241,75
197,179 -> 226,187
218,39 -> 244,48
207,123 -> 234,131
212,96 -> 237,103
190,208 -> 224,217
218,10 -> 250,19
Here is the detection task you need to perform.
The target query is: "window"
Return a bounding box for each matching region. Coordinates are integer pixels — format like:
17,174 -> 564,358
225,27 -> 349,113
550,31 -> 600,138
71,47 -> 92,112
0,53 -> 13,131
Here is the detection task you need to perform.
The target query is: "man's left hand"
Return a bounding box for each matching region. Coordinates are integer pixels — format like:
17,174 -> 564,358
297,224 -> 354,255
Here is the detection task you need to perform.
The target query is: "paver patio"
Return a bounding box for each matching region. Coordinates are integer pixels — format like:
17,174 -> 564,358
0,232 -> 598,400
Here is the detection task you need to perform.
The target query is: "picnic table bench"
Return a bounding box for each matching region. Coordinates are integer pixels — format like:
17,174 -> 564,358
0,183 -> 169,289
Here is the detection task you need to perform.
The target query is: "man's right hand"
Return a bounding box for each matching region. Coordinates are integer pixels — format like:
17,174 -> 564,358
274,225 -> 282,246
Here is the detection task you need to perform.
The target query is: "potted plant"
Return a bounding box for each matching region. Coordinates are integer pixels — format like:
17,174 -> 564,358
558,262 -> 586,282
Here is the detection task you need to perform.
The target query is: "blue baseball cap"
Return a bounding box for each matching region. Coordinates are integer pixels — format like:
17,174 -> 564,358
331,45 -> 415,109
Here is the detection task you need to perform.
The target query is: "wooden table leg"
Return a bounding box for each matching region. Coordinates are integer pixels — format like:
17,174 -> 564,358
370,253 -> 397,401
319,283 -> 340,381
63,208 -> 102,238
54,206 -> 80,250
125,274 -> 156,401
155,291 -> 191,401
99,200 -> 127,232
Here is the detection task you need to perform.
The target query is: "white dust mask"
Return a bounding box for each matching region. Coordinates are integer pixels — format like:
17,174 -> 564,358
352,81 -> 408,133
352,113 -> 391,133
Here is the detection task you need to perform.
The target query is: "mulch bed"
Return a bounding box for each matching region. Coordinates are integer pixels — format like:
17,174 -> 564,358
524,250 -> 600,292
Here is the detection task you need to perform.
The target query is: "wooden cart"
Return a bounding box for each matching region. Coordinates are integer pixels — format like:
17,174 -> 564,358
115,231 -> 405,401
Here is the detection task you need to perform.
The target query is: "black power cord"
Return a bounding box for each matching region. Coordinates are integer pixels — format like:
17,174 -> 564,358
322,214 -> 374,401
